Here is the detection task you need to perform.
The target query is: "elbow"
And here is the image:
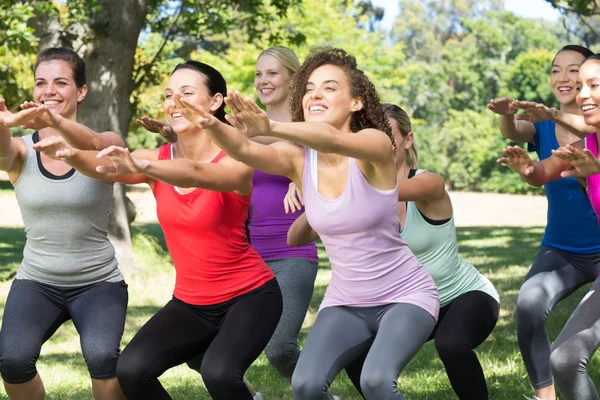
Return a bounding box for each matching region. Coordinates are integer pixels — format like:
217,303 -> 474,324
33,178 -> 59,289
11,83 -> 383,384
287,231 -> 303,247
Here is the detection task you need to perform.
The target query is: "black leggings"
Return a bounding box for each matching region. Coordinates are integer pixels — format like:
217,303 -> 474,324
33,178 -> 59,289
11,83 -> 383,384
116,278 -> 282,400
346,290 -> 499,399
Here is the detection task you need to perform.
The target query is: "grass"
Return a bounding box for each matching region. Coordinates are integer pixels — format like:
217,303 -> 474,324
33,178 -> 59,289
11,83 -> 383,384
0,223 -> 596,399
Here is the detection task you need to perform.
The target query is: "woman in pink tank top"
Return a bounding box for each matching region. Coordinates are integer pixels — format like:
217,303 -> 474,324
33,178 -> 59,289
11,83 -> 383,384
172,46 -> 439,399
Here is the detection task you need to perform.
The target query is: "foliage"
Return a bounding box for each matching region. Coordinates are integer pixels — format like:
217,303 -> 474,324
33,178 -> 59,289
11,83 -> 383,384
0,0 -> 585,194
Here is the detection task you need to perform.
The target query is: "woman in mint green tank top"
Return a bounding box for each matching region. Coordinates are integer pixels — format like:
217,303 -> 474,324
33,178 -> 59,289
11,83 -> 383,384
287,104 -> 500,399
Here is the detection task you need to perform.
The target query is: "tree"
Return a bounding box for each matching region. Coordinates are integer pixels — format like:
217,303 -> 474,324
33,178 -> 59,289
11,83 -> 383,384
1,0 -> 302,271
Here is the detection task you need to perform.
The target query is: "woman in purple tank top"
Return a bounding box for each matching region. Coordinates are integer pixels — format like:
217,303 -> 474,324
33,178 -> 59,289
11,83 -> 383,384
172,46 -> 439,400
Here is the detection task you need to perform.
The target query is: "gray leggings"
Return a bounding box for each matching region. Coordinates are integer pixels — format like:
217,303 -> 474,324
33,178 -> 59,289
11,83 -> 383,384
550,277 -> 600,400
516,247 -> 600,389
292,303 -> 436,400
264,258 -> 318,379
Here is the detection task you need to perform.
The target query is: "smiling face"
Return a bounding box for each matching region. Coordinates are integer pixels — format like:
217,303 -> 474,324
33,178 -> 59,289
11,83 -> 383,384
551,50 -> 586,106
576,59 -> 600,127
301,64 -> 361,129
163,68 -> 221,134
254,54 -> 293,107
34,60 -> 87,121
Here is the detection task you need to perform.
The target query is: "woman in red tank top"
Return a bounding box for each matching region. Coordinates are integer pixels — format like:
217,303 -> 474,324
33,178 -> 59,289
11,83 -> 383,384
32,61 -> 282,400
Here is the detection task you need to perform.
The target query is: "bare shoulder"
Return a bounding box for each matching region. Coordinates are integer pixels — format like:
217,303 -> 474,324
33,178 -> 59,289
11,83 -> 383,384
100,131 -> 126,147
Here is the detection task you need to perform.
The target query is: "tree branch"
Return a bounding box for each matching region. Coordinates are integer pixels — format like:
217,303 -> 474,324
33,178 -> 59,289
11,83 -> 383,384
133,1 -> 184,90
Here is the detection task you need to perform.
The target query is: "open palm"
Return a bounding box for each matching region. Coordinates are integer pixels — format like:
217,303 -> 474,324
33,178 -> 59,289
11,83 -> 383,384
224,90 -> 271,137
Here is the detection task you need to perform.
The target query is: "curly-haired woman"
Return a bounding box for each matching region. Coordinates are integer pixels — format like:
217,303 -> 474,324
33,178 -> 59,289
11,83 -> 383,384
170,46 -> 439,400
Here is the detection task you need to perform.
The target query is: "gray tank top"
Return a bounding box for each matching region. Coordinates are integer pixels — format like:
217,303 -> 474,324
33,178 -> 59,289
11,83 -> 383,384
14,133 -> 122,287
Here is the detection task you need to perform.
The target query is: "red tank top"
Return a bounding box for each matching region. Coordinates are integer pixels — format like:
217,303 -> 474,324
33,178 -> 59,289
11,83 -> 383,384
152,144 -> 274,305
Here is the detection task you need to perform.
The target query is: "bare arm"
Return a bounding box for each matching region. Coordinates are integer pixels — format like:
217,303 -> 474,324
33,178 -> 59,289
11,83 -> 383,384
134,156 -> 254,194
287,212 -> 319,247
224,91 -> 394,165
174,94 -> 303,182
488,97 -> 535,143
497,145 -> 573,186
32,136 -> 149,184
0,100 -> 47,171
20,102 -> 125,150
397,171 -> 446,202
513,100 -> 593,139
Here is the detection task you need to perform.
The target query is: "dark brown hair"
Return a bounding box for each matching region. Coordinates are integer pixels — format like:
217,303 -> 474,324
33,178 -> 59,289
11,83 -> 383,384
383,104 -> 418,168
35,47 -> 86,88
289,46 -> 395,152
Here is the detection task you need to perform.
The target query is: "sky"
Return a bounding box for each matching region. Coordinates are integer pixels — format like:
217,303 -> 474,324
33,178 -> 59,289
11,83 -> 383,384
371,0 -> 562,31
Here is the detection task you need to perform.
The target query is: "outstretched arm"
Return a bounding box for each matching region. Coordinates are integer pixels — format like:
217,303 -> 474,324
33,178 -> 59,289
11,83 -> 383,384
0,99 -> 48,171
287,212 -> 319,247
224,91 -> 393,165
97,146 -> 253,194
32,136 -> 149,184
553,143 -> 600,178
20,101 -> 125,150
513,100 -> 592,139
497,145 -> 572,186
487,97 -> 535,143
173,93 -> 303,182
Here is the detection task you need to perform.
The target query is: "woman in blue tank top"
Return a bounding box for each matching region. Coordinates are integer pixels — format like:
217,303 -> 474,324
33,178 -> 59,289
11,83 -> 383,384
0,48 -> 128,399
489,45 -> 600,400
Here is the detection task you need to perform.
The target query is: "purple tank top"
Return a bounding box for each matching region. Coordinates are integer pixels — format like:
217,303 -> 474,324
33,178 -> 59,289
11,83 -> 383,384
584,132 -> 600,225
302,149 -> 439,318
249,169 -> 318,262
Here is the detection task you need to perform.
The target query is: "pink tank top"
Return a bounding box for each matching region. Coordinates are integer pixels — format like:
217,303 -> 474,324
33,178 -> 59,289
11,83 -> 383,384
302,148 -> 439,318
584,133 -> 600,225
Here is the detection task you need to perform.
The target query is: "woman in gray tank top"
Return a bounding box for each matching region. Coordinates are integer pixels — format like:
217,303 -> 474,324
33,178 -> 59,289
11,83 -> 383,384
0,48 -> 128,400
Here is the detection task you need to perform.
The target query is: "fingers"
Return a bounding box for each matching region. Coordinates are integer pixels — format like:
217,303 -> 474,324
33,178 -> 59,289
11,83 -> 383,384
496,157 -> 509,165
225,91 -> 242,115
224,114 -> 244,131
97,145 -> 126,159
561,169 -> 581,178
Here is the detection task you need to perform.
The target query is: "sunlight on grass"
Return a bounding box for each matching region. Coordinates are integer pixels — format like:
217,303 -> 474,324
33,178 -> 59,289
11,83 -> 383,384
0,224 -> 598,399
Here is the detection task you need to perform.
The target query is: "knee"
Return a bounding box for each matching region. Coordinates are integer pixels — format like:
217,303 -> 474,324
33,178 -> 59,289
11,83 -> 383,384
265,341 -> 298,378
434,333 -> 470,360
292,369 -> 328,399
82,345 -> 119,379
550,344 -> 587,379
116,347 -> 154,389
516,286 -> 548,323
0,350 -> 38,384
200,360 -> 242,393
360,367 -> 397,398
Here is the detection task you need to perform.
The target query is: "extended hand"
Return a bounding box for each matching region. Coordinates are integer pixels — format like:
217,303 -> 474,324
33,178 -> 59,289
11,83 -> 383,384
31,135 -> 74,160
173,93 -> 218,130
18,101 -> 63,130
553,144 -> 600,178
487,97 -> 517,116
96,146 -> 146,175
496,146 -> 535,175
224,90 -> 271,137
283,181 -> 304,214
513,100 -> 556,123
137,116 -> 176,143
0,98 -> 48,128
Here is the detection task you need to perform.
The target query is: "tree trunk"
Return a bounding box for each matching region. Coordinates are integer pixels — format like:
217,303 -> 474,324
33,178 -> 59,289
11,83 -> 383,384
32,1 -> 150,274
76,0 -> 149,274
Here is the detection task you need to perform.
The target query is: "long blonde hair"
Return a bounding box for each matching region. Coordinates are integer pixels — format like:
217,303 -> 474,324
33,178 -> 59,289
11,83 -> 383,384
257,46 -> 301,75
383,104 -> 418,169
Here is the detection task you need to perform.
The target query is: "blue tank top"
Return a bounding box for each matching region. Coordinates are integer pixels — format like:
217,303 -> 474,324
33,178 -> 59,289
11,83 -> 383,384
528,120 -> 600,254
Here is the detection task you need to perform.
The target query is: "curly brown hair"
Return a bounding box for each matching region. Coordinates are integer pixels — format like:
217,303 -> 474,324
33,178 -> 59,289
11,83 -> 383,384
289,46 -> 396,152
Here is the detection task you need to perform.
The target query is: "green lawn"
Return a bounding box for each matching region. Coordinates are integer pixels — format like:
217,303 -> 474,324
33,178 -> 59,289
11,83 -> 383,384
0,224 -> 595,399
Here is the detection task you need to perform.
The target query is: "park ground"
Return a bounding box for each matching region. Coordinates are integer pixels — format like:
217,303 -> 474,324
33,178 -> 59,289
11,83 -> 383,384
0,176 -> 594,399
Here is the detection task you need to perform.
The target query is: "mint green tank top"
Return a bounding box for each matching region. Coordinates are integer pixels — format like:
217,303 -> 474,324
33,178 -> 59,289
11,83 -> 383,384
401,170 -> 499,307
